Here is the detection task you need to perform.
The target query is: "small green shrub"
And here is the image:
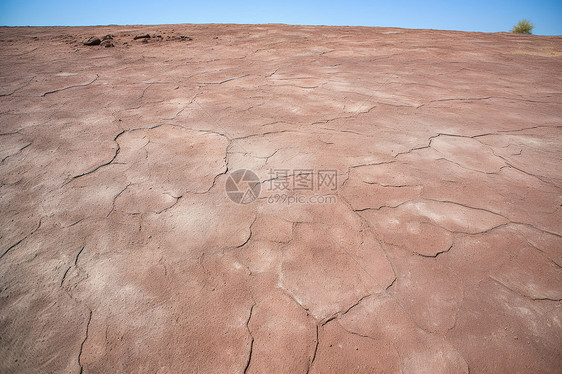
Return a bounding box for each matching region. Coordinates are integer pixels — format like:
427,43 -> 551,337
512,19 -> 534,34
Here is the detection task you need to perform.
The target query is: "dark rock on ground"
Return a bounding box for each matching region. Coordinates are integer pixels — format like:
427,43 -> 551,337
83,36 -> 101,45
133,33 -> 151,40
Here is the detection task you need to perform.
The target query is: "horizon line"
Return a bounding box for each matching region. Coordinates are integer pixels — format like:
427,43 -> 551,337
0,22 -> 559,36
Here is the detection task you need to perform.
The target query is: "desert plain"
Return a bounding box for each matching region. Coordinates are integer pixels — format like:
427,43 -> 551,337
0,24 -> 561,373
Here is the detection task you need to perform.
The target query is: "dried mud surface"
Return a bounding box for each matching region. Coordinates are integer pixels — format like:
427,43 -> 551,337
0,24 -> 561,373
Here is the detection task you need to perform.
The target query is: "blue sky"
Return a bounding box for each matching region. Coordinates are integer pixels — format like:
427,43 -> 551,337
1,0 -> 561,35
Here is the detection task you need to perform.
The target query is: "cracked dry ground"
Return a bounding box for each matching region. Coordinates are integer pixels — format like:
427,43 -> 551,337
0,24 -> 561,373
